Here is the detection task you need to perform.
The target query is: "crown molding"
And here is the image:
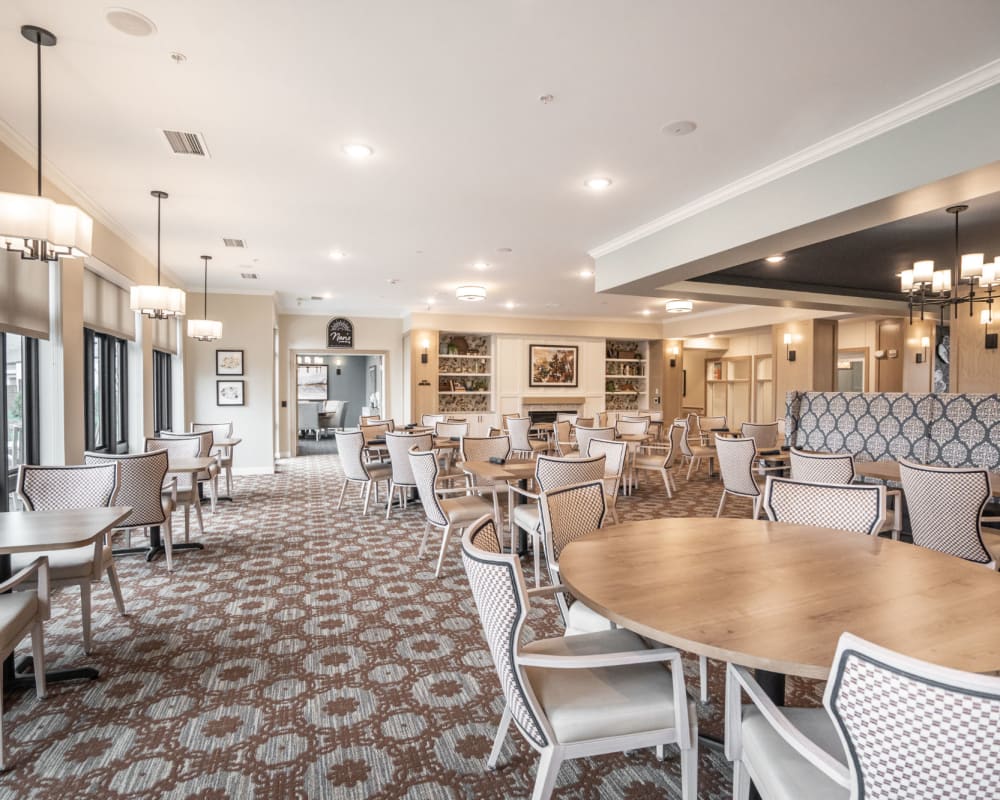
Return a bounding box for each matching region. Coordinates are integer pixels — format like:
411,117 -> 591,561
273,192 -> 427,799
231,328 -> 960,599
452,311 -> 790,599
589,58 -> 1000,259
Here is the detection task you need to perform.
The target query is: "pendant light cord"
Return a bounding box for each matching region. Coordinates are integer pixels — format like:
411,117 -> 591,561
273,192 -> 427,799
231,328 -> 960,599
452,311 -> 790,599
156,194 -> 162,286
35,36 -> 42,197
203,256 -> 209,319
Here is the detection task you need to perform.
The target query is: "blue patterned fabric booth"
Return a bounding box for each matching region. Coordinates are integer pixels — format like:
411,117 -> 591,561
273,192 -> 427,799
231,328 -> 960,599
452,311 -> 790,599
785,392 -> 1000,470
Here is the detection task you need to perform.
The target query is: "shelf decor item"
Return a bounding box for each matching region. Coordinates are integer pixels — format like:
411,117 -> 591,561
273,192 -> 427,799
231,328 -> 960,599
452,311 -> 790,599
216,349 -> 244,375
529,344 -> 578,387
216,380 -> 245,406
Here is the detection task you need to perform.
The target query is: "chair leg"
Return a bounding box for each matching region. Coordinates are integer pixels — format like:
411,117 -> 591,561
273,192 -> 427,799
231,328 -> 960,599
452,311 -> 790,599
732,760 -> 752,800
210,477 -> 219,512
661,469 -> 673,499
699,655 -> 709,703
686,457 -> 695,480
336,481 -> 349,510
533,530 -> 541,589
385,481 -> 395,520
30,621 -> 46,700
716,491 -> 727,518
487,706 -> 511,770
681,724 -> 699,800
608,500 -> 619,525
531,747 -> 563,800
81,582 -> 93,655
752,496 -> 762,520
434,524 -> 454,578
107,562 -> 127,614
184,503 -> 191,542
418,523 -> 432,557
226,467 -> 233,498
0,665 -> 4,771
362,482 -> 372,516
163,515 -> 174,572
194,498 -> 204,537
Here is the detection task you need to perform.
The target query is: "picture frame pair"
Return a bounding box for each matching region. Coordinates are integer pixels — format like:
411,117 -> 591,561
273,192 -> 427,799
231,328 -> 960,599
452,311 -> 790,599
216,349 -> 245,406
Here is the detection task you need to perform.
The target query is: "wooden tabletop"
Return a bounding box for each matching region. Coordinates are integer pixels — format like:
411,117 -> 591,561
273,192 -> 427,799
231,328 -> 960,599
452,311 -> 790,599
559,517 -> 1000,680
166,457 -> 214,474
855,460 -> 1000,497
461,460 -> 537,482
0,507 -> 132,554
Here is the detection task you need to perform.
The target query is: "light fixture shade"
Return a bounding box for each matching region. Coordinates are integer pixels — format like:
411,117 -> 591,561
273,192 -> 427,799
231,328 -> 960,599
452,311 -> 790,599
961,253 -> 984,279
931,270 -> 951,294
130,284 -> 186,318
982,259 -> 999,287
456,285 -> 486,301
912,260 -> 934,283
783,333 -> 793,345
920,336 -> 931,348
187,318 -> 222,341
665,299 -> 693,313
981,308 -> 994,326
0,191 -> 93,259
900,270 -> 913,292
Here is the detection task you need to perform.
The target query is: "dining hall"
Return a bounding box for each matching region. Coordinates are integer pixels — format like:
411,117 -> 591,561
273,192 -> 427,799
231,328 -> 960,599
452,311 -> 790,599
1,2 -> 999,798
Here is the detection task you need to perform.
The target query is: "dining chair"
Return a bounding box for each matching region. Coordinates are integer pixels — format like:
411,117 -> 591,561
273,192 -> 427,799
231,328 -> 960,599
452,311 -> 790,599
573,426 -> 615,459
145,435 -> 204,541
739,421 -> 779,450
554,412 -> 577,423
434,421 -> 469,439
191,422 -> 235,498
507,417 -> 549,460
790,449 -> 901,539
537,480 -> 609,635
501,412 -> 521,432
725,631 -> 1000,800
551,420 -> 575,456
462,520 -> 699,800
632,422 -> 681,499
335,431 -> 393,516
573,416 -> 594,429
898,460 -> 1000,567
421,414 -> 446,427
85,450 -> 176,572
508,455 -> 607,587
459,435 -> 513,525
409,449 -> 494,577
15,463 -> 125,655
359,414 -> 380,426
360,422 -> 391,463
586,438 -> 626,522
715,436 -> 764,519
0,556 -> 50,769
384,432 -> 434,519
679,417 -> 716,479
159,430 -> 221,512
762,477 -> 886,535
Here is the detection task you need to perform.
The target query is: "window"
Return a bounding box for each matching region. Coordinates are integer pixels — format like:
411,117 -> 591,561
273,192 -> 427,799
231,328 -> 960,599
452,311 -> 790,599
84,329 -> 129,454
1,333 -> 40,511
153,350 -> 173,434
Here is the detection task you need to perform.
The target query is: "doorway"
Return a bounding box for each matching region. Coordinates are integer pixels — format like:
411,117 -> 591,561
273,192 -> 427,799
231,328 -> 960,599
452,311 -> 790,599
295,352 -> 385,455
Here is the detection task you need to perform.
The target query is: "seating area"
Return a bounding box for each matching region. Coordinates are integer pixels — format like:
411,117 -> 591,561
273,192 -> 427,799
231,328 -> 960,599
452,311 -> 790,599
2,4 -> 1000,798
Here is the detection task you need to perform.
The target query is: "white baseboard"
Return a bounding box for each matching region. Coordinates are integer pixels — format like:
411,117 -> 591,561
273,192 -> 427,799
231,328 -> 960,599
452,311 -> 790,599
276,450 -> 292,459
232,466 -> 275,476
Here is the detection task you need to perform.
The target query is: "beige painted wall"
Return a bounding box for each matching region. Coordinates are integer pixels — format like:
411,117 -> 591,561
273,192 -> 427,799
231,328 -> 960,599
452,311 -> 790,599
773,319 -> 838,407
277,314 -> 404,456
184,293 -> 277,472
952,307 -> 1000,392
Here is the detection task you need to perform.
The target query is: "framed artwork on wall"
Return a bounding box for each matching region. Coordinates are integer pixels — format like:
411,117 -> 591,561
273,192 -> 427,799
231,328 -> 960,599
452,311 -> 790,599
216,349 -> 244,375
217,380 -> 245,406
529,344 -> 578,388
297,364 -> 328,401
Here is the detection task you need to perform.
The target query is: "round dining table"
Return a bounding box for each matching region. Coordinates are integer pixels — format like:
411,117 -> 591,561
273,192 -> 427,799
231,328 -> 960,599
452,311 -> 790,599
559,517 -> 1000,697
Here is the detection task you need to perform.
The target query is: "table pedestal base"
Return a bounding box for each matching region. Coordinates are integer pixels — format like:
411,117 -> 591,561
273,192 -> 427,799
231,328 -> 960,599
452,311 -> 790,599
4,656 -> 98,707
112,525 -> 204,563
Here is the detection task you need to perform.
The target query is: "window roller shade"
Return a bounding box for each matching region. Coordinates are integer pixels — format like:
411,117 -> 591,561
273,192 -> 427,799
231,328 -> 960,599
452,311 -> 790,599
0,251 -> 49,339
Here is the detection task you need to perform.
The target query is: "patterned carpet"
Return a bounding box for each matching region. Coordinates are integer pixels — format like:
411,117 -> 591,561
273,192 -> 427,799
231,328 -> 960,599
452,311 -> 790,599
2,454 -> 824,799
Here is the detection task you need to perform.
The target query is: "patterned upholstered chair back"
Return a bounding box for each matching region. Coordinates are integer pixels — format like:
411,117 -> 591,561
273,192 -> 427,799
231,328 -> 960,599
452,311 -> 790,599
615,418 -> 649,437
534,455 -> 605,493
620,415 -> 652,424
763,477 -> 886,535
587,438 -> 627,481
574,427 -> 615,457
573,417 -> 594,429
421,414 -> 446,427
461,528 -> 550,750
161,430 -> 214,480
678,418 -> 697,458
898,461 -> 993,564
552,420 -> 573,455
334,431 -> 372,482
359,415 -> 380,426
468,514 -> 503,554
740,421 -> 779,450
17,463 -> 119,511
460,435 -> 512,464
385,433 -> 433,487
790,449 -> 855,485
435,421 -> 468,439
191,422 -> 233,440
555,412 -> 576,423
505,417 -> 534,452
824,632 -> 1000,800
145,436 -> 201,491
664,423 -> 684,468
716,436 -> 761,498
84,451 -> 167,528
539,480 -> 606,568
698,415 -> 726,434
501,413 -> 520,431
408,448 -> 448,527
360,423 -> 390,444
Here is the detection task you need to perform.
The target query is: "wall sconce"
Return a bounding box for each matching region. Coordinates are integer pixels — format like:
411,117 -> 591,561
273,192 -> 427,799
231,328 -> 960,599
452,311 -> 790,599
783,333 -> 796,362
982,308 -> 998,349
916,336 -> 930,363
420,338 -> 430,364
668,346 -> 679,368
335,358 -> 343,376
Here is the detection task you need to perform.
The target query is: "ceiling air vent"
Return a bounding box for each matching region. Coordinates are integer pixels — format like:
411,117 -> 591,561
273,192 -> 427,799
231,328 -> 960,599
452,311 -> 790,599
161,129 -> 209,157
223,238 -> 246,248
310,296 -> 323,301
240,272 -> 259,280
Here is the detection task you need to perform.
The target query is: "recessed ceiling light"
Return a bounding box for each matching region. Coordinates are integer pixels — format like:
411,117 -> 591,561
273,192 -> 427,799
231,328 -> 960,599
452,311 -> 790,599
505,300 -> 516,310
329,250 -> 346,261
473,261 -> 490,271
641,309 -> 652,316
584,177 -> 613,191
765,254 -> 785,264
662,120 -> 697,137
343,143 -> 373,159
456,285 -> 486,302
665,299 -> 694,313
105,8 -> 157,36
579,268 -> 594,278
322,292 -> 333,299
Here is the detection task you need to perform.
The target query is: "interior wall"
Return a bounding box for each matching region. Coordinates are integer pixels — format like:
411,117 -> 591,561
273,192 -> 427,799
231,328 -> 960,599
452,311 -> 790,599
875,319 -> 904,392
773,319 -> 840,406
495,334 -> 606,417
296,354 -> 368,425
952,306 -> 1000,392
184,293 -> 277,473
902,319 -> 935,393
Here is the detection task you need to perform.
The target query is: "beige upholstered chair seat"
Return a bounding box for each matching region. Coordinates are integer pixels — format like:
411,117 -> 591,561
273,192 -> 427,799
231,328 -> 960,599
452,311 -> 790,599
523,629 -> 692,744
739,707 -> 847,800
565,600 -> 613,636
439,495 -> 494,525
366,462 -> 393,477
0,593 -> 40,655
512,503 -> 540,532
689,444 -> 715,458
12,546 -> 104,582
633,453 -> 669,469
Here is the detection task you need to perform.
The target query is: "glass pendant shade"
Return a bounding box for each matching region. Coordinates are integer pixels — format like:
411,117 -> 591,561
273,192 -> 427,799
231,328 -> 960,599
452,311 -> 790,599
187,318 -> 222,341
130,285 -> 186,318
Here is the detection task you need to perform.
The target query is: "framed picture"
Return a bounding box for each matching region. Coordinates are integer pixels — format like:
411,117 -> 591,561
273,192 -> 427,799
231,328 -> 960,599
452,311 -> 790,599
529,344 -> 578,388
297,364 -> 328,401
217,380 -> 245,406
216,349 -> 244,375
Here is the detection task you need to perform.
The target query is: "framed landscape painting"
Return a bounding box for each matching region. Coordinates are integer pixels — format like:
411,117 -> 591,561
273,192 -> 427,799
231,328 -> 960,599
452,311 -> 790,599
529,344 -> 578,387
297,364 -> 329,401
217,380 -> 245,406
216,349 -> 244,376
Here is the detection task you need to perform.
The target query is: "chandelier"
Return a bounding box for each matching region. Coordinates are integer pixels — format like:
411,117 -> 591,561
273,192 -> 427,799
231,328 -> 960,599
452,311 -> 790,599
130,191 -> 186,319
901,205 -> 997,322
186,255 -> 223,341
0,26 -> 93,262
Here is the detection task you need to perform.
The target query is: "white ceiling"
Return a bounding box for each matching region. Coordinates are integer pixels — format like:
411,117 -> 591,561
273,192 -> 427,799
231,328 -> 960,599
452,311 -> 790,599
2,1 -> 1000,320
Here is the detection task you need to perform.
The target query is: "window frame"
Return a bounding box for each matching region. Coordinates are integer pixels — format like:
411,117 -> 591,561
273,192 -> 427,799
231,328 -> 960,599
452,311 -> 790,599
84,328 -> 129,454
1,333 -> 40,511
153,349 -> 173,434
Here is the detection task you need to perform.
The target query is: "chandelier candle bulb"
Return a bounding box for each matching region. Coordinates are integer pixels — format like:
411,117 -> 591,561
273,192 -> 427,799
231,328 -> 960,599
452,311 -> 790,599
961,253 -> 985,279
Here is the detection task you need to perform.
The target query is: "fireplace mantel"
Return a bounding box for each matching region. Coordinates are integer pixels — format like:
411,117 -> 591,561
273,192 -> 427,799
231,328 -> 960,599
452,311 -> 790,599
520,396 -> 585,406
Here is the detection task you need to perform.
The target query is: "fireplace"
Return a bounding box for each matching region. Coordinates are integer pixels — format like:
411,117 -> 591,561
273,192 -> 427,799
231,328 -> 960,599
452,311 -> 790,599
528,409 -> 577,425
